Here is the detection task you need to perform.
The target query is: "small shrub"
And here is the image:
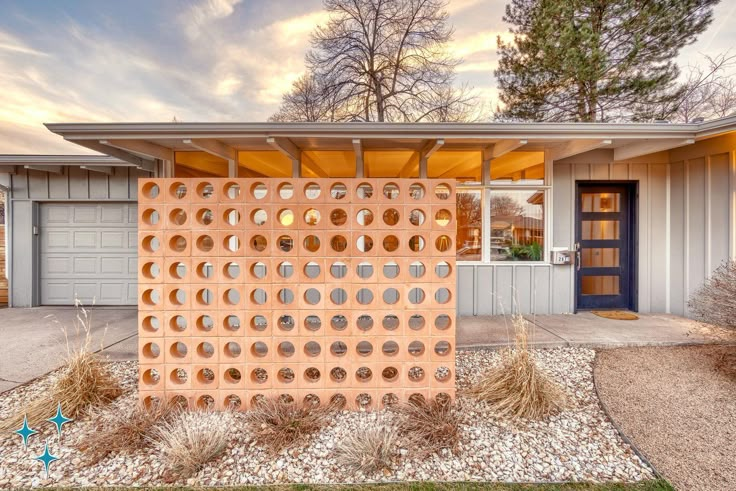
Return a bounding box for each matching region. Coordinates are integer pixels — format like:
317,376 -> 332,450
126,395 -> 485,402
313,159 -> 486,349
336,425 -> 398,474
688,259 -> 736,329
152,410 -> 233,479
246,397 -> 332,454
394,398 -> 459,455
468,314 -> 565,420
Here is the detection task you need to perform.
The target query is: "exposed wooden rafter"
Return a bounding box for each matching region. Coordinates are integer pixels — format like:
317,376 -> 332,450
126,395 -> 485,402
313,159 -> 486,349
267,137 -> 301,177
100,139 -> 172,161
353,139 -> 364,177
0,165 -> 15,173
182,139 -> 236,161
70,140 -> 155,172
487,139 -> 528,160
614,138 -> 695,161
81,165 -> 114,175
550,139 -> 612,161
24,165 -> 62,174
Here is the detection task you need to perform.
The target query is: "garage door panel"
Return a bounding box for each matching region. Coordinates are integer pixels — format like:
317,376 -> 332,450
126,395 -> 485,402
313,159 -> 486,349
43,257 -> 72,275
43,205 -> 71,223
73,207 -> 98,223
101,231 -> 126,249
100,257 -> 126,275
101,206 -> 125,223
74,257 -> 98,274
74,231 -> 97,248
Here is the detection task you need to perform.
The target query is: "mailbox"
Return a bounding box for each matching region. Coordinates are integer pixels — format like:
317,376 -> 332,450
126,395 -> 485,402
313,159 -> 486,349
550,248 -> 573,265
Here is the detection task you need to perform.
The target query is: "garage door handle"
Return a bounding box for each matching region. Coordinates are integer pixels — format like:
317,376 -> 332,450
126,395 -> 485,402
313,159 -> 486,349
33,226 -> 39,235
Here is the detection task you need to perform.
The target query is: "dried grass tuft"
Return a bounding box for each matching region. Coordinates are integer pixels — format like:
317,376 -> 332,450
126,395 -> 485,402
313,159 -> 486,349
246,397 -> 333,454
152,410 -> 233,480
467,314 -> 566,420
336,424 -> 398,474
688,259 -> 736,329
394,398 -> 460,455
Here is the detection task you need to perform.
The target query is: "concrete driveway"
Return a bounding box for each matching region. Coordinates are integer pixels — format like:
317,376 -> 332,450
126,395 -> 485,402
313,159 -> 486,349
0,307 -> 137,393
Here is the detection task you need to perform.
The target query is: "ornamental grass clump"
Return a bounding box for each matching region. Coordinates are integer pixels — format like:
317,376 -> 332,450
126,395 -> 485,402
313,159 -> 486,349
394,398 -> 460,455
336,424 -> 399,474
246,397 -> 333,454
468,313 -> 566,420
688,259 -> 736,329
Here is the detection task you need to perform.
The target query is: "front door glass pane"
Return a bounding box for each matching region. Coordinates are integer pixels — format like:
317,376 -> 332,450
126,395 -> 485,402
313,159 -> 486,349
582,276 -> 620,295
581,248 -> 620,267
582,220 -> 620,240
581,193 -> 621,212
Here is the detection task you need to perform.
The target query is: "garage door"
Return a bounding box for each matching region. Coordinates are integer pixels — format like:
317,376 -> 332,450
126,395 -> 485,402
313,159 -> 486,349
40,203 -> 137,305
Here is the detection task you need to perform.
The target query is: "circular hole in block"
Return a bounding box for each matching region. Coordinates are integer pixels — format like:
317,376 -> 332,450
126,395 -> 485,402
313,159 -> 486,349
226,394 -> 242,409
278,208 -> 295,226
280,394 -> 294,404
382,315 -> 399,331
303,235 -> 321,252
356,208 -> 374,226
224,288 -> 240,305
408,287 -> 425,305
141,289 -> 160,306
250,288 -> 268,305
278,367 -> 295,383
435,209 -> 452,226
382,367 -> 399,382
169,288 -> 186,306
383,182 -> 400,199
170,262 -> 186,280
330,182 -> 347,199
142,235 -> 161,253
251,209 -> 268,226
251,315 -> 268,331
303,261 -> 321,278
408,366 -> 425,382
223,182 -> 241,199
382,393 -> 399,407
142,395 -> 162,409
408,235 -> 426,252
356,341 -> 373,356
383,261 -> 399,279
356,288 -> 374,305
196,288 -> 214,305
170,341 -> 188,358
330,288 -> 348,305
356,314 -> 374,331
277,288 -> 294,305
170,182 -> 187,199
409,393 -> 426,405
142,262 -> 160,280
170,235 -> 188,253
196,314 -> 214,332
356,393 -> 372,407
197,395 -> 215,410
170,368 -> 188,385
169,208 -> 187,226
225,368 -> 242,383
382,208 -> 400,226
277,261 -> 294,279
409,261 -> 426,278
251,368 -> 268,384
356,235 -> 373,252
304,367 -> 320,383
304,341 -> 321,357
408,341 -> 425,356
277,341 -> 295,358
330,393 -> 347,409
435,288 -> 452,304
435,261 -> 452,278
409,183 -> 425,200
142,182 -> 160,199
278,314 -> 295,331
435,235 -> 452,253
142,208 -> 160,226
306,393 -> 321,406
330,262 -> 347,279
435,367 -> 451,382
251,394 -> 266,407
304,182 -> 321,199
409,209 -> 425,226
169,315 -> 186,332
170,395 -> 189,410
223,208 -> 241,226
330,341 -> 347,356
356,182 -> 373,199
196,182 -> 214,199
304,315 -> 321,332
251,342 -> 268,358
330,235 -> 348,252
356,367 -> 372,382
251,182 -> 268,200
330,314 -> 347,331
382,288 -> 399,305
250,261 -> 267,279
278,182 -> 293,199
304,208 -> 321,226
251,235 -> 268,252
195,235 -> 213,253
304,288 -> 321,305
142,315 -> 160,333
382,340 -> 399,356
196,208 -> 214,226
434,341 -> 451,356
434,183 -> 451,200
196,261 -> 215,280
142,342 -> 160,359
330,367 -> 347,383
330,208 -> 347,226
141,368 -> 160,386
197,342 -> 215,358
356,262 -> 373,279
382,235 -> 399,252
277,235 -> 293,252
436,393 -> 452,406
223,262 -> 240,279
409,314 -> 426,330
223,235 -> 241,253
224,315 -> 240,332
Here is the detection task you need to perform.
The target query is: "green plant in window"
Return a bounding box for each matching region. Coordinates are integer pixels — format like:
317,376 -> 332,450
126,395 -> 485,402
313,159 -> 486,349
526,242 -> 542,261
508,242 -> 542,261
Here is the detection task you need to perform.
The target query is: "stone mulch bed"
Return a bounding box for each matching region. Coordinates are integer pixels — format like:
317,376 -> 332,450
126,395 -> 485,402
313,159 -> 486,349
0,348 -> 653,488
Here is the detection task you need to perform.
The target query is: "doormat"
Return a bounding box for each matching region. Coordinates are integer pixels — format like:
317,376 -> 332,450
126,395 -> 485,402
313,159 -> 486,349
592,311 -> 639,320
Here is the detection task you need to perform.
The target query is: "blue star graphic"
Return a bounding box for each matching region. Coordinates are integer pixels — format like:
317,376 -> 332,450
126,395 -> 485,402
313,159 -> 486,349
14,415 -> 38,448
47,403 -> 73,437
34,440 -> 59,478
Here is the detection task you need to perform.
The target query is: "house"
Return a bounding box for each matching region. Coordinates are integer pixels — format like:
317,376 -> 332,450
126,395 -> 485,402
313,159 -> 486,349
1,117 -> 735,315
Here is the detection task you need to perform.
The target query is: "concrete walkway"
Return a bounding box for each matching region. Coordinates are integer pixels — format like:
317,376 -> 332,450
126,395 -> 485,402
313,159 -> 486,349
457,312 -> 736,349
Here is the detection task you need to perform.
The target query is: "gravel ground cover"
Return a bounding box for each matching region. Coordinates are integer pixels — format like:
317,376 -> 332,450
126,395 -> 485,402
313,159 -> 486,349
595,345 -> 736,491
0,348 -> 653,488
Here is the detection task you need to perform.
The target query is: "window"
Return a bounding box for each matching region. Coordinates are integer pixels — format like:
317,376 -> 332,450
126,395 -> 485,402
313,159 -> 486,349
456,189 -> 482,261
490,190 -> 544,261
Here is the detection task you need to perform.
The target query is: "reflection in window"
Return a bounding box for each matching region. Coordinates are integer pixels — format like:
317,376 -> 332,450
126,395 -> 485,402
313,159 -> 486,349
490,152 -> 544,185
456,190 -> 482,261
490,190 -> 544,261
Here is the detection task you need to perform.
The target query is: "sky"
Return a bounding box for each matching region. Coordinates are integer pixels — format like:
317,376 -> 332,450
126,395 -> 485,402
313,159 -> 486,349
1,0 -> 735,154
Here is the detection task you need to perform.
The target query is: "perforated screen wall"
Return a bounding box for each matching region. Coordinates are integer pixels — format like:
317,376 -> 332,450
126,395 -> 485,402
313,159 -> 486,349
137,178 -> 456,410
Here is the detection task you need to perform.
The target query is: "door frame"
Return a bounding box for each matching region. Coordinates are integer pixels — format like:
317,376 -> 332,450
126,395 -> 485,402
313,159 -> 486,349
574,181 -> 638,312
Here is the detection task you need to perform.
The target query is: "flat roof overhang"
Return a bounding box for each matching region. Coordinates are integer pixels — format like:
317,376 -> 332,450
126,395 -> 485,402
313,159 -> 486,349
0,154 -> 146,174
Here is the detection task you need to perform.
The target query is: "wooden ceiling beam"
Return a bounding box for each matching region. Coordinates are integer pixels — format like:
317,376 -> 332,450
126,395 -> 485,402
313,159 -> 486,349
614,138 -> 694,161
550,139 -> 612,161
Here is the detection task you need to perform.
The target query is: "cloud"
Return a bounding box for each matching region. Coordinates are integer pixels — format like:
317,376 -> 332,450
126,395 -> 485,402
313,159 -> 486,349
180,0 -> 243,40
0,30 -> 47,57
